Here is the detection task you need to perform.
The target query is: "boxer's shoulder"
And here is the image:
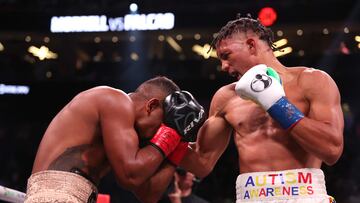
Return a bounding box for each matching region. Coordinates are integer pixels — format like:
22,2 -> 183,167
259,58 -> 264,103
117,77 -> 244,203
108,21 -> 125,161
74,86 -> 132,111
209,83 -> 238,116
286,66 -> 328,79
212,83 -> 236,102
292,67 -> 335,90
86,86 -> 127,97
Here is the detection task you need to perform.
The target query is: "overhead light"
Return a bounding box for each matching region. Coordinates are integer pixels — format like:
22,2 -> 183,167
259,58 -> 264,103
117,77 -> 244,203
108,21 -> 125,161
166,36 -> 182,53
158,35 -> 165,41
112,36 -> 119,43
93,51 -> 103,62
194,33 -> 201,40
46,71 -> 52,78
298,50 -> 305,57
176,34 -> 183,41
94,37 -> 101,43
355,36 -> 360,49
129,35 -> 136,42
258,7 -> 277,27
28,45 -> 58,60
340,42 -> 350,55
322,28 -> 329,35
273,38 -> 288,49
130,52 -> 139,61
0,42 -> 4,51
274,47 -> 292,57
44,37 -> 50,43
129,3 -> 138,13
276,30 -> 283,37
296,29 -> 303,36
192,44 -> 217,59
355,35 -> 360,42
25,36 -> 31,42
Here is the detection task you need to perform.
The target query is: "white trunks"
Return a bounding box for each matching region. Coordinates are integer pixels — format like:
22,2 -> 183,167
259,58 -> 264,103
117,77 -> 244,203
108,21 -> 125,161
236,168 -> 335,203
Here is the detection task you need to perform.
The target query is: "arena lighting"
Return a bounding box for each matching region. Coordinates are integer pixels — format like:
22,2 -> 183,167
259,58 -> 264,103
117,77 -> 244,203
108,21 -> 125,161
322,28 -> 329,35
129,3 -> 138,13
25,36 -> 31,42
0,84 -> 30,95
166,36 -> 182,53
158,35 -> 165,41
298,50 -> 305,57
130,52 -> 139,61
28,45 -> 58,60
258,7 -> 277,27
296,29 -> 303,36
112,36 -> 119,43
274,47 -> 293,57
355,35 -> 360,42
192,44 -> 217,59
176,34 -> 183,41
340,42 -> 350,55
194,33 -> 201,40
273,38 -> 288,49
50,13 -> 175,33
0,42 -> 4,51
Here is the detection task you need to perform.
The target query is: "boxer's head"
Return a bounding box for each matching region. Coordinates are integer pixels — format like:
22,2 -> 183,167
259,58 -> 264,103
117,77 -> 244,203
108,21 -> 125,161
212,14 -> 276,77
132,76 -> 180,139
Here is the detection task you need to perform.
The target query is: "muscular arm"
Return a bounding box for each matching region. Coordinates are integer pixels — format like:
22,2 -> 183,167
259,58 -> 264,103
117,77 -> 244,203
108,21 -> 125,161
181,87 -> 233,178
100,90 -> 164,190
133,162 -> 176,203
291,70 -> 344,165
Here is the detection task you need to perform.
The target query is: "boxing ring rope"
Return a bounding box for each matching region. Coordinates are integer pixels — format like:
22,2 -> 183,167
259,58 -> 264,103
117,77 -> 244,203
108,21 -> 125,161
0,185 -> 26,203
0,185 -> 111,203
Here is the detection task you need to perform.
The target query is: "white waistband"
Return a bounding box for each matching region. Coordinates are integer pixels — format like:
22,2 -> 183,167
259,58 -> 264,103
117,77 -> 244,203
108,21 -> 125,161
236,168 -> 328,202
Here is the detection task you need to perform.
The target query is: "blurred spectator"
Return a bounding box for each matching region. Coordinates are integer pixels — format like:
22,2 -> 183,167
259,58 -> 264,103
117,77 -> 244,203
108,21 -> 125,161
160,168 -> 208,203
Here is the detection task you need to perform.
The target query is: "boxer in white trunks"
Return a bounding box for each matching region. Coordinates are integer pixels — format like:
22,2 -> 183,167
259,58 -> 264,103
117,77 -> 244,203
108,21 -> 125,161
180,15 -> 343,203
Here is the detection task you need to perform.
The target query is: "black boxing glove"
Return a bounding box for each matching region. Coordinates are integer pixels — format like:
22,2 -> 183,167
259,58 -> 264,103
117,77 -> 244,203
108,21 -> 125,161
163,91 -> 206,142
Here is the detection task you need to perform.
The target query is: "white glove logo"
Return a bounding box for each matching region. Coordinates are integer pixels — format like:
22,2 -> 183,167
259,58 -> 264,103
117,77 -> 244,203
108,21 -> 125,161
250,74 -> 272,92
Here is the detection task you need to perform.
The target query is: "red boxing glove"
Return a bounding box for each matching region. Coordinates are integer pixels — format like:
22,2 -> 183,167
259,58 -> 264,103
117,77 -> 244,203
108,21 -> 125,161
149,124 -> 181,157
167,141 -> 189,166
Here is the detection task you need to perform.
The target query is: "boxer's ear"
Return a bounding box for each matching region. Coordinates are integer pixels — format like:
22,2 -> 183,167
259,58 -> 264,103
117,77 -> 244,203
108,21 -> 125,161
146,98 -> 160,114
246,38 -> 256,55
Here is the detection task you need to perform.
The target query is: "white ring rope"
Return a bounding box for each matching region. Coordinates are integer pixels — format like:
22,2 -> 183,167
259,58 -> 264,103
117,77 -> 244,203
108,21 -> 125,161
0,185 -> 26,203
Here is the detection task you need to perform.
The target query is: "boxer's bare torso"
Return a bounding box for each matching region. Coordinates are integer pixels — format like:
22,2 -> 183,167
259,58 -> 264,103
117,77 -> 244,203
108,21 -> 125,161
218,67 -> 320,173
32,87 -> 126,183
28,76 -> 187,203
183,66 -> 343,177
33,87 -> 151,183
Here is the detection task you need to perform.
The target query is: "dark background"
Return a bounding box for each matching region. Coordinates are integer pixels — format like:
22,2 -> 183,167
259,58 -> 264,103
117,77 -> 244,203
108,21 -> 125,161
0,0 -> 359,202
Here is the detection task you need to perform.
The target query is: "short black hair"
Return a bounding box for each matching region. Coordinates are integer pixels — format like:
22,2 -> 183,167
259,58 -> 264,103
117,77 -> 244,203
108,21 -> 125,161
211,13 -> 276,51
135,76 -> 180,100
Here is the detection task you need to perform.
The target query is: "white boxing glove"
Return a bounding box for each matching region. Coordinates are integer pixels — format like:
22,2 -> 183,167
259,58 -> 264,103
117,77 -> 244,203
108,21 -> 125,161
235,64 -> 304,129
235,64 -> 284,110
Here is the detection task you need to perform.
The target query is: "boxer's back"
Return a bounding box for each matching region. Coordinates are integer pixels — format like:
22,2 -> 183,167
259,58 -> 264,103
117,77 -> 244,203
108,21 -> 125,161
32,86 -> 117,183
